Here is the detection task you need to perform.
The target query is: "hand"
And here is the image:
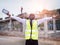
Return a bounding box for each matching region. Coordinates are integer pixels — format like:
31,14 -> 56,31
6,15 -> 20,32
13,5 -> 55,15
52,15 -> 57,19
2,9 -> 11,17
6,12 -> 11,17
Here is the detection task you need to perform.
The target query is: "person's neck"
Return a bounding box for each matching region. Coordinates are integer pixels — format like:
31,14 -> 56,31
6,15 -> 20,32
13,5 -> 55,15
30,18 -> 34,20
30,19 -> 33,20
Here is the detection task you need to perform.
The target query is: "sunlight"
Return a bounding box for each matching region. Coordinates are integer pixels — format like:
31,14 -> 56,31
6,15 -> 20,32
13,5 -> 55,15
26,0 -> 44,14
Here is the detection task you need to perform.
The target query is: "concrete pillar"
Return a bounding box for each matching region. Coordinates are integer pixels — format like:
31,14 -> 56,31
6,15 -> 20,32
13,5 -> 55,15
23,24 -> 25,34
23,14 -> 25,34
53,18 -> 56,33
9,17 -> 12,30
44,15 -> 48,37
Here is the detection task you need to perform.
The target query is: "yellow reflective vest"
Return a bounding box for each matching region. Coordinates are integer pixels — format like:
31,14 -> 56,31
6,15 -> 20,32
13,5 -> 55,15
25,20 -> 38,40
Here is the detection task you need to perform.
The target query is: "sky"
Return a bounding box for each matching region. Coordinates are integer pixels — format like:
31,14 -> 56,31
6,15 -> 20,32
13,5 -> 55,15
0,0 -> 60,18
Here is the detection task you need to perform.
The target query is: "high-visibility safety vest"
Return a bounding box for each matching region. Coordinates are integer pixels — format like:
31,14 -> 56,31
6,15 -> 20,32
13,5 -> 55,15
25,20 -> 38,40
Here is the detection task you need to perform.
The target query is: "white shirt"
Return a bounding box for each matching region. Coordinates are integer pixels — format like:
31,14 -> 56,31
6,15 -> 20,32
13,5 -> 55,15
11,16 -> 52,25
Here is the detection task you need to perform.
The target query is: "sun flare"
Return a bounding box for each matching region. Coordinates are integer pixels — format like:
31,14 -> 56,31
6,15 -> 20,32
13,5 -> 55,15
26,0 -> 44,14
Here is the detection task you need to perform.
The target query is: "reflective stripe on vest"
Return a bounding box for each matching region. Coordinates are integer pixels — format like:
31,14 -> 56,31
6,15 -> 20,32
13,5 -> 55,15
25,20 -> 38,40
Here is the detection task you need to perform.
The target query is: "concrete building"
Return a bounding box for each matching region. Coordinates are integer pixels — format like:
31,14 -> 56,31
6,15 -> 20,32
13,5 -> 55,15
37,9 -> 60,37
0,9 -> 60,37
0,17 -> 23,32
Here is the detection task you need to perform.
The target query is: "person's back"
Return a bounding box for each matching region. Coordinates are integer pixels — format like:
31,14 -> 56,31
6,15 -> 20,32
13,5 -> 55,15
25,19 -> 38,45
6,13 -> 53,45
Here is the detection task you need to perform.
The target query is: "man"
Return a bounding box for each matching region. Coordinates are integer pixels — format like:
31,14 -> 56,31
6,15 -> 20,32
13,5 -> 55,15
7,13 -> 53,45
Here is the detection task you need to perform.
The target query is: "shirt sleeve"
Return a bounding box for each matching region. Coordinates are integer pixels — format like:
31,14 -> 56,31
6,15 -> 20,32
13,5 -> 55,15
11,16 -> 26,24
37,17 -> 52,25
